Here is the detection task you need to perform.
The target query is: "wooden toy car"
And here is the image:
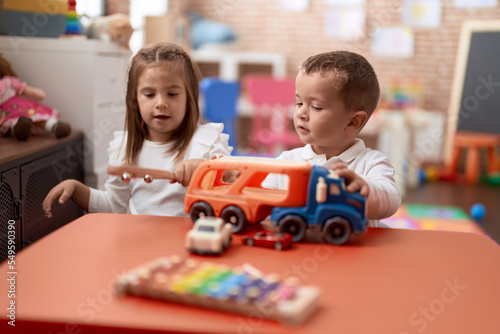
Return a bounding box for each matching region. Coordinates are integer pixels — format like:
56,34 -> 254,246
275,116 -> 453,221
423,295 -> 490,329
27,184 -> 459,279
185,217 -> 232,255
241,230 -> 292,251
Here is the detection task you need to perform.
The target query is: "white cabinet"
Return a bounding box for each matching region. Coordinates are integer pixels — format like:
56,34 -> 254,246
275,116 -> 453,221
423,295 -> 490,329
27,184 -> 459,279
0,36 -> 131,189
191,49 -> 286,81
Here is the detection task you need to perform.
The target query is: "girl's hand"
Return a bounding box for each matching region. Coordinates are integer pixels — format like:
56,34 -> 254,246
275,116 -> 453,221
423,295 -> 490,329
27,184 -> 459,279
42,180 -> 78,218
330,162 -> 370,197
171,159 -> 205,187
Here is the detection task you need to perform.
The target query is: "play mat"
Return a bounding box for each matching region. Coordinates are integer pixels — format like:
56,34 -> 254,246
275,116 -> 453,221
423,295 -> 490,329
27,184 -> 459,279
381,204 -> 487,236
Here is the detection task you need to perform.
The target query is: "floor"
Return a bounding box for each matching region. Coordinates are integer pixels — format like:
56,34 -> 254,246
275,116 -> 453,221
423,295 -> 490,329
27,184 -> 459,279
403,181 -> 500,243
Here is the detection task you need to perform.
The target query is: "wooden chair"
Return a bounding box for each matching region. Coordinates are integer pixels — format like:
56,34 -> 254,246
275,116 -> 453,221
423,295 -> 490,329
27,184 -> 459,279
243,75 -> 302,156
450,132 -> 499,184
200,77 -> 240,153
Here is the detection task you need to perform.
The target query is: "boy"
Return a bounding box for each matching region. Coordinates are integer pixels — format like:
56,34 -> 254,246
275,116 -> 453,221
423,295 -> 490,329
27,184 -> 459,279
262,51 -> 401,227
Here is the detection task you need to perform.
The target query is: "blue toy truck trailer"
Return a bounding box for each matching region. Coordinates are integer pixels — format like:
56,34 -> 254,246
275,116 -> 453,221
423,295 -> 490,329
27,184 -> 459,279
270,165 -> 367,245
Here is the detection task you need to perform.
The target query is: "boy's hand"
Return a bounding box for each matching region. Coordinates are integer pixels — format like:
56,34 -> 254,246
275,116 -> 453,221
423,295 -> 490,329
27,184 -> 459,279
210,154 -> 239,183
42,180 -> 77,218
330,162 -> 370,197
170,159 -> 205,187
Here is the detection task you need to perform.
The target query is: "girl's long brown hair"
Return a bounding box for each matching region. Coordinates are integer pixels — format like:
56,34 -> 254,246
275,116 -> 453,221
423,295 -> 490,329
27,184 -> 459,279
123,43 -> 201,164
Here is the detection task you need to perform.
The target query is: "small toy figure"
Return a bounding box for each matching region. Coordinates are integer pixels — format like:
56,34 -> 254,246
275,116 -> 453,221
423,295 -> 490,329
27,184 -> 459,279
0,54 -> 71,141
242,230 -> 293,251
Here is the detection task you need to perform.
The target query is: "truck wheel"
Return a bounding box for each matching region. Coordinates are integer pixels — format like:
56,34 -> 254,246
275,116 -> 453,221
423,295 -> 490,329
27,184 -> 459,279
189,201 -> 214,222
221,206 -> 247,233
245,238 -> 254,246
323,217 -> 351,245
278,215 -> 307,242
274,241 -> 283,251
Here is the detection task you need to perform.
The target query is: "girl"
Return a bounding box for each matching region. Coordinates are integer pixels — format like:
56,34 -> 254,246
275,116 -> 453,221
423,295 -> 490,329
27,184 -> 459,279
42,43 -> 232,218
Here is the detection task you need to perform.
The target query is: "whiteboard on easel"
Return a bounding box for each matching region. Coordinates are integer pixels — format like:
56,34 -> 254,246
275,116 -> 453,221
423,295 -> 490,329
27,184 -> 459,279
445,20 -> 500,163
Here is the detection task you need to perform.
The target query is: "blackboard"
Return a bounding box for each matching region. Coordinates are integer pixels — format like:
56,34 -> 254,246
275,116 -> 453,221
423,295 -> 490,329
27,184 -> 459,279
445,20 -> 500,161
457,31 -> 500,134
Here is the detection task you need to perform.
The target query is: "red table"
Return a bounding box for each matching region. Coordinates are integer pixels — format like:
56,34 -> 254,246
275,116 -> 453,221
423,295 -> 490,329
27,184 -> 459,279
1,213 -> 500,333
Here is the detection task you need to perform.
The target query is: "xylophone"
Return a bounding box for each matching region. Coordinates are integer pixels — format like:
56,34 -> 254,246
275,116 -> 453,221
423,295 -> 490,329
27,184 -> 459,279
115,255 -> 321,326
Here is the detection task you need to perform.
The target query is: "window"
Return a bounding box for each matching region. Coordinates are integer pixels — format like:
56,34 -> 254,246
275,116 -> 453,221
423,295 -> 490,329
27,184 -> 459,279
129,0 -> 168,53
76,0 -> 105,17
330,184 -> 340,195
200,169 -> 241,190
200,170 -> 217,190
197,225 -> 215,232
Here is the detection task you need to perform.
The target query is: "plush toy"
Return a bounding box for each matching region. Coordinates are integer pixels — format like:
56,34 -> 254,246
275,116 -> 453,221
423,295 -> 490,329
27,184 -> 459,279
0,54 -> 71,141
86,13 -> 134,50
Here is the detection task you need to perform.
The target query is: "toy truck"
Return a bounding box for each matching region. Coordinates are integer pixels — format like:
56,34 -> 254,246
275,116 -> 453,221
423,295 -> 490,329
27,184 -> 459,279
184,157 -> 367,245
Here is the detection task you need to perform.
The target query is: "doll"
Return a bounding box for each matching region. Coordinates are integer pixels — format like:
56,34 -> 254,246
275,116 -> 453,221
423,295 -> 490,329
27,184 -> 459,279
0,54 -> 71,141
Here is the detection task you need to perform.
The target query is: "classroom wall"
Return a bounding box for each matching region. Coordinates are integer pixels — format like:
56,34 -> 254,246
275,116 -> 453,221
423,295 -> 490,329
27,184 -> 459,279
168,0 -> 500,117
106,0 -> 500,117
106,0 -> 129,15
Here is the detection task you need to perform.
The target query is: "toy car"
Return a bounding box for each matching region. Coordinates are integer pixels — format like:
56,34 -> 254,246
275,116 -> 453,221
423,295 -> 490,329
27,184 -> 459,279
186,217 -> 233,255
241,230 -> 292,251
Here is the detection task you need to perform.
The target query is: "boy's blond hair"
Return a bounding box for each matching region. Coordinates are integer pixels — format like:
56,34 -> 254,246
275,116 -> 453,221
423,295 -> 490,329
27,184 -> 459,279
300,51 -> 380,118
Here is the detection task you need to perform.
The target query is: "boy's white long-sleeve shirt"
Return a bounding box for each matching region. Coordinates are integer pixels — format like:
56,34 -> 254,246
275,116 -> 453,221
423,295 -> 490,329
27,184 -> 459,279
88,123 -> 232,217
261,139 -> 401,227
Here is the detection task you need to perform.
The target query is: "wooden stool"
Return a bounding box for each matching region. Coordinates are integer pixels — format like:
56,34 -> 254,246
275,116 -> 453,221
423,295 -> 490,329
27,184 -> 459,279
450,132 -> 499,184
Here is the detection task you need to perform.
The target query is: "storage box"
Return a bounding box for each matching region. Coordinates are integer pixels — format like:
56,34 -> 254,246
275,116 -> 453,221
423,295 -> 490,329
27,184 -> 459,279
144,14 -> 190,50
0,0 -> 67,38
